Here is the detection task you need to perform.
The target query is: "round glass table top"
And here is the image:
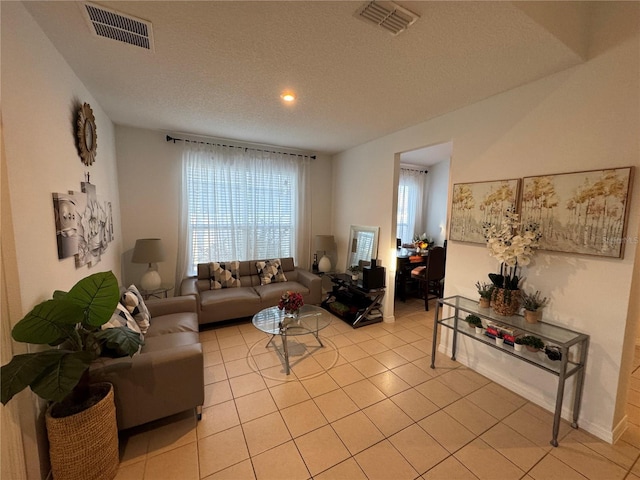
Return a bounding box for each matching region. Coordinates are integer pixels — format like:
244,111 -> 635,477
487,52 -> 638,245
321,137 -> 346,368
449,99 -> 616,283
252,305 -> 332,336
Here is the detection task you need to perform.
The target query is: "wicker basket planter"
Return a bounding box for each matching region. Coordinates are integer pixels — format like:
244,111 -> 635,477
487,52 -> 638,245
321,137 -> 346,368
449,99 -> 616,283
524,309 -> 542,324
492,288 -> 521,316
45,382 -> 118,480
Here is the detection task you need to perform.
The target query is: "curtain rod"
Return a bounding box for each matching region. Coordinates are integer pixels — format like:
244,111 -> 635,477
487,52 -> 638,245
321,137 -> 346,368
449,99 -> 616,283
165,135 -> 316,159
400,166 -> 428,174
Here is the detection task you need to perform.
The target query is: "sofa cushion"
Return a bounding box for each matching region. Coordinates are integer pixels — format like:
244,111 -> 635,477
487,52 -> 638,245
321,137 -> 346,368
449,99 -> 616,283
141,331 -> 201,353
121,285 -> 151,334
146,313 -> 199,337
256,259 -> 287,285
254,281 -> 310,304
209,261 -> 241,290
201,286 -> 261,304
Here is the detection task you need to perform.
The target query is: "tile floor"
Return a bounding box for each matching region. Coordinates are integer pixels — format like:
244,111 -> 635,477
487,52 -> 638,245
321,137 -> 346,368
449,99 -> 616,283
115,298 -> 640,480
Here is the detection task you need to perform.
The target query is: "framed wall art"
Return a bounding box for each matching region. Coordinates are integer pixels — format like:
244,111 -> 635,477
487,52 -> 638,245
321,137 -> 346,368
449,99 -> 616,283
520,167 -> 634,258
449,178 -> 521,244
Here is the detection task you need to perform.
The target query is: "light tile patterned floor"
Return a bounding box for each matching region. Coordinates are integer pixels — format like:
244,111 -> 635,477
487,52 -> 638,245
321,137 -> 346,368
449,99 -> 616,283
116,298 -> 640,480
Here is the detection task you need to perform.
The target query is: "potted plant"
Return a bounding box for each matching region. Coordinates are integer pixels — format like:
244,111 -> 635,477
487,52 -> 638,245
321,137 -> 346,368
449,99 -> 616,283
495,331 -> 505,346
465,314 -> 483,331
520,335 -> 545,352
483,208 -> 542,316
521,290 -> 549,324
347,264 -> 361,281
475,281 -> 493,308
1,271 -> 143,480
514,336 -> 524,352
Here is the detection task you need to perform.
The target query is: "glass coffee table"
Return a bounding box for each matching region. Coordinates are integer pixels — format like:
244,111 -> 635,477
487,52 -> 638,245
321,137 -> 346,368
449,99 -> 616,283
252,305 -> 332,374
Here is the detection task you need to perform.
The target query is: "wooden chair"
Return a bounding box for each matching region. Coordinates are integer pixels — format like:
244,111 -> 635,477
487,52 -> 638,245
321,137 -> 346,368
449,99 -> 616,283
410,246 -> 446,311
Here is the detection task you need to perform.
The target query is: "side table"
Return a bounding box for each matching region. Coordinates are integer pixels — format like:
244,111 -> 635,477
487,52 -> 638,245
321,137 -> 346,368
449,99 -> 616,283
139,284 -> 174,300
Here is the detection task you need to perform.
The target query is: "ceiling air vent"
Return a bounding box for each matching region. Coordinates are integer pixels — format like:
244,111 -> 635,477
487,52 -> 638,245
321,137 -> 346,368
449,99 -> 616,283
356,1 -> 419,36
82,2 -> 154,51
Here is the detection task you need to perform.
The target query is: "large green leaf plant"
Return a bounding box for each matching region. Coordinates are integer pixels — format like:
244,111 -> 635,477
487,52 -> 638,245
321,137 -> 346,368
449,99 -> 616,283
1,271 -> 143,407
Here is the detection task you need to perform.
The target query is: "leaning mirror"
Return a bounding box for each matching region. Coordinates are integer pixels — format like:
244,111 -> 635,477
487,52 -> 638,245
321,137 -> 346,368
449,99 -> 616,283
346,225 -> 380,270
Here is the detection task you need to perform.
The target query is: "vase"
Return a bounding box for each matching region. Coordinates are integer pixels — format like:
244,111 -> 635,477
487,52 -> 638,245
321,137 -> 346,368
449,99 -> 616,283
524,309 -> 542,324
514,343 -> 523,352
46,382 -> 119,480
479,297 -> 491,308
492,288 -> 521,316
495,337 -> 504,346
475,326 -> 483,335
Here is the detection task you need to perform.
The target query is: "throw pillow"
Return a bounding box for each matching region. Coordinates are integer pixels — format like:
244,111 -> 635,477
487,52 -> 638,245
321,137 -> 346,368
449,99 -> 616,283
209,261 -> 241,290
101,303 -> 143,357
256,259 -> 288,285
121,285 -> 151,334
102,303 -> 142,334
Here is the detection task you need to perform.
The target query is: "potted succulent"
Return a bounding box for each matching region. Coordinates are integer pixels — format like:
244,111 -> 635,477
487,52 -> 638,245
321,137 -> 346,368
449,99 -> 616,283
514,336 -> 524,352
347,264 -> 362,281
495,331 -> 505,346
465,314 -> 483,332
475,281 -> 494,308
520,335 -> 545,352
1,271 -> 143,480
521,290 -> 549,324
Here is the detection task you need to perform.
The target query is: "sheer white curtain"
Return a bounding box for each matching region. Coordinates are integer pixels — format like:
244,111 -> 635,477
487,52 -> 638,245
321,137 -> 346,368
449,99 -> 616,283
397,168 -> 427,245
175,142 -> 311,284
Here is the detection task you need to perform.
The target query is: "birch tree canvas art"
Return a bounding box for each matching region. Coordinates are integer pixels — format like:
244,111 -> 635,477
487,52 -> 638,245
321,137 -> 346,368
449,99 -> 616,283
521,168 -> 633,258
449,179 -> 520,244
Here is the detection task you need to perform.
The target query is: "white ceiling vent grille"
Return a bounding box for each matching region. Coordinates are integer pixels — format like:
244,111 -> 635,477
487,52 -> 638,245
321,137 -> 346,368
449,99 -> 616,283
356,1 -> 419,36
82,2 -> 154,51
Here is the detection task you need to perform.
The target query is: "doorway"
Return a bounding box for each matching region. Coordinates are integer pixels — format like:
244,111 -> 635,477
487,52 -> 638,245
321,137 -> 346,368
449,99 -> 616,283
394,141 -> 452,306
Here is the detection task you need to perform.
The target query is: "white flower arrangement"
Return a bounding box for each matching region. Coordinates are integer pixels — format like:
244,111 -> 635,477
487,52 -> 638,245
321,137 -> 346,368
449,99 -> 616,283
483,208 -> 541,290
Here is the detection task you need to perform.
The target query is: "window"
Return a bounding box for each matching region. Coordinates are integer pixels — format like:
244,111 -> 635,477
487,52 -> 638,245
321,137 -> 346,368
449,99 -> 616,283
396,168 -> 426,244
180,144 -> 309,277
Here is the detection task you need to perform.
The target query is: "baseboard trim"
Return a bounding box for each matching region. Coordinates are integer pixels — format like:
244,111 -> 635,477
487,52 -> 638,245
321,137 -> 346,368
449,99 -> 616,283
437,342 -> 615,444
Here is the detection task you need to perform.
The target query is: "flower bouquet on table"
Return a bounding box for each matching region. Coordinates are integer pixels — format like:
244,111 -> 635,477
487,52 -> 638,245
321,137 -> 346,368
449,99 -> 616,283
412,233 -> 434,253
483,208 -> 541,316
278,291 -> 304,317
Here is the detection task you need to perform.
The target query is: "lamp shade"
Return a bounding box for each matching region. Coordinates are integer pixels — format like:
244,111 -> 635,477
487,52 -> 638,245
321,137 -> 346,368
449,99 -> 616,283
132,238 -> 166,264
314,235 -> 334,253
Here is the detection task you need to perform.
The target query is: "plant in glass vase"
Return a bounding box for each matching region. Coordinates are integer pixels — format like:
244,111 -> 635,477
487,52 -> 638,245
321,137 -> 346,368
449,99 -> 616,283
483,208 -> 541,316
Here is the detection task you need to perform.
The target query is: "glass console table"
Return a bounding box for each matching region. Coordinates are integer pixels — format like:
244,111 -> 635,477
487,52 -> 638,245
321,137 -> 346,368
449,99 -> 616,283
431,295 -> 589,447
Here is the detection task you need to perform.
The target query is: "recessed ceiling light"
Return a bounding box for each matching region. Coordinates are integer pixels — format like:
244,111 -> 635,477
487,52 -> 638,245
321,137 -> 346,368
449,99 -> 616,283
281,92 -> 296,103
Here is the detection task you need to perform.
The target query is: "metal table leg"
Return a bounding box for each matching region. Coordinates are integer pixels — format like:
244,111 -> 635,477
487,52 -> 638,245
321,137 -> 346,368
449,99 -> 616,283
281,332 -> 290,375
550,345 -> 569,447
431,300 -> 440,368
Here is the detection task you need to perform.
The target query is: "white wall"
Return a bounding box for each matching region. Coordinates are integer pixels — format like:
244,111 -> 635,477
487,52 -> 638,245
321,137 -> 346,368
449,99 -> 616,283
424,158 -> 451,247
115,126 -> 334,290
332,3 -> 639,442
2,2 -> 123,477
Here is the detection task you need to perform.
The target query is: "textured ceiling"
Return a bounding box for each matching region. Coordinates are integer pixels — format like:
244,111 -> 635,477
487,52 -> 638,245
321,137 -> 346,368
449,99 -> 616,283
22,1 -> 591,154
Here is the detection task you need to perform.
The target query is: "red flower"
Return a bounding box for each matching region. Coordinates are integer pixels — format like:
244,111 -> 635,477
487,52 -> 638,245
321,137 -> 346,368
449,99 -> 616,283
278,291 -> 304,311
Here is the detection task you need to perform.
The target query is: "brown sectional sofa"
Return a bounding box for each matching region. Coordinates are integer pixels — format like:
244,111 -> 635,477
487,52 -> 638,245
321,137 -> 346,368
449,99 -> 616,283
90,295 -> 204,430
180,257 -> 322,325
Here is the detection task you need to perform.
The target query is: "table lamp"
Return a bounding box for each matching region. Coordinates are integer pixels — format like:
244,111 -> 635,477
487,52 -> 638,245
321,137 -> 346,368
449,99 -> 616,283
315,235 -> 334,273
132,238 -> 166,290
